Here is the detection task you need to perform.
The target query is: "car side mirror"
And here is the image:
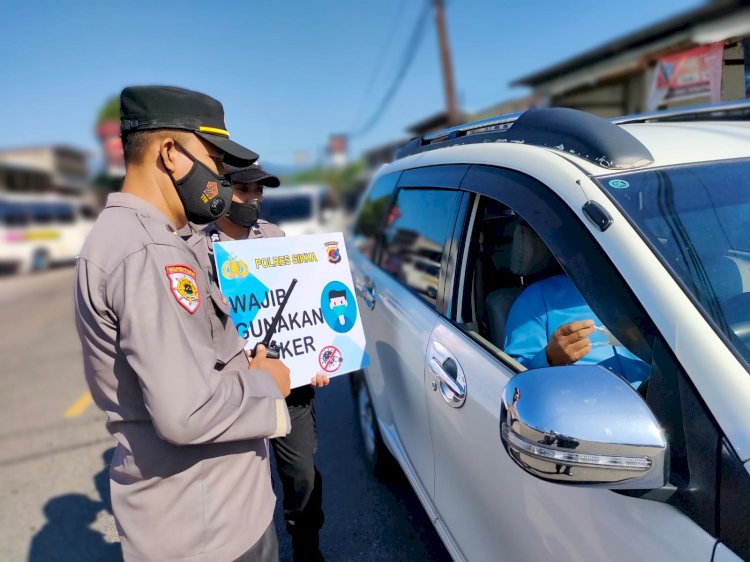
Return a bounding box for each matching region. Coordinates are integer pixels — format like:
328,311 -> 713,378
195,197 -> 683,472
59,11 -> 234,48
500,365 -> 668,490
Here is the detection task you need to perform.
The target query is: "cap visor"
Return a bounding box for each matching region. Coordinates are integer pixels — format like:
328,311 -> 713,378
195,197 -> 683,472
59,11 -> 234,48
225,166 -> 281,187
196,132 -> 258,167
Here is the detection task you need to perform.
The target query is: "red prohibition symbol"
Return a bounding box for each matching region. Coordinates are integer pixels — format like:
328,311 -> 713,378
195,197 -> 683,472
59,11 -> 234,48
318,345 -> 343,373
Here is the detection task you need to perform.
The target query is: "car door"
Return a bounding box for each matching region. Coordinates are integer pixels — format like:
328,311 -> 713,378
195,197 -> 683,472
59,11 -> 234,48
423,164 -> 722,561
349,167 -> 465,497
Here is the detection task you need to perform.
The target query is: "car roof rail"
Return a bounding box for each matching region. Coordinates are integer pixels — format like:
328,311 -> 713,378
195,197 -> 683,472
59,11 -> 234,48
611,100 -> 750,125
396,107 -> 654,169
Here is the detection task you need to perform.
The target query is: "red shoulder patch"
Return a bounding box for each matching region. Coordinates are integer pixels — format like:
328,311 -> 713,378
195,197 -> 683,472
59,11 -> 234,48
165,264 -> 201,314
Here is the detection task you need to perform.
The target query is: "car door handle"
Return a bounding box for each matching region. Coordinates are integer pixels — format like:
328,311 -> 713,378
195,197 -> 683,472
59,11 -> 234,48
429,357 -> 466,400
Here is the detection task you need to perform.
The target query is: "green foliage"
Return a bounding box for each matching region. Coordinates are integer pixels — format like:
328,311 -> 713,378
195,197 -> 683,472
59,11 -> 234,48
281,159 -> 369,209
96,96 -> 120,125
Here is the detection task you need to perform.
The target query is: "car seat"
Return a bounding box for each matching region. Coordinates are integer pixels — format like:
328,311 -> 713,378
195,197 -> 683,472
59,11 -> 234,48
484,223 -> 556,348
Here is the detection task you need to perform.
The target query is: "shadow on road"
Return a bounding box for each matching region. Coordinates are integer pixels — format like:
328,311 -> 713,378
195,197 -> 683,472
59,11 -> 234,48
274,376 -> 451,562
28,447 -> 121,562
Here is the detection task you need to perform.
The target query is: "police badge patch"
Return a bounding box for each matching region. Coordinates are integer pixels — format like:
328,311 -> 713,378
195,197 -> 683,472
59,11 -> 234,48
165,265 -> 201,314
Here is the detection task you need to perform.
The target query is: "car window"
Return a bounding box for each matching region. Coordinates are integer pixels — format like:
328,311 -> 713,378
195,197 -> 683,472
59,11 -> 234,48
0,202 -> 29,227
352,172 -> 399,260
455,195 -> 649,388
378,188 -> 460,310
54,204 -> 75,224
597,159 -> 750,370
261,194 -> 313,223
29,203 -> 54,225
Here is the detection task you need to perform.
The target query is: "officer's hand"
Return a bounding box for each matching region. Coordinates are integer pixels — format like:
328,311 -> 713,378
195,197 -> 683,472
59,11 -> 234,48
310,372 -> 330,387
248,344 -> 291,397
546,320 -> 595,366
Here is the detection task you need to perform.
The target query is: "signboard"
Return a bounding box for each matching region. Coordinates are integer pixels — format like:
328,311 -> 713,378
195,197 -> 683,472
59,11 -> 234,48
647,42 -> 724,111
214,232 -> 368,388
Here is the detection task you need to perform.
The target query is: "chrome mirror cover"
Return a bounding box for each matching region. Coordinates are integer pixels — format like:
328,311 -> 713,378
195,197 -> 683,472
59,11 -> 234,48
500,366 -> 668,489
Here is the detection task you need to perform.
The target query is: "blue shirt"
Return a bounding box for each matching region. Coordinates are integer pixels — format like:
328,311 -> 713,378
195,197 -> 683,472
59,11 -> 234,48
503,274 -> 649,388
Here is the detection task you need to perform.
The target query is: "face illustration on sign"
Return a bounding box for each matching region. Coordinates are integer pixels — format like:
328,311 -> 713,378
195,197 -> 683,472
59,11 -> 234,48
320,281 -> 357,333
329,290 -> 348,325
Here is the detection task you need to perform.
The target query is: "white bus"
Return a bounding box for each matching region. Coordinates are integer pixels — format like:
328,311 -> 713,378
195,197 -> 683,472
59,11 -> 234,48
261,185 -> 345,236
0,194 -> 97,273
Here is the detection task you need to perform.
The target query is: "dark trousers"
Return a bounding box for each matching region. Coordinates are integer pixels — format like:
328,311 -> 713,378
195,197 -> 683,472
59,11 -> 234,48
270,386 -> 324,559
233,520 -> 279,562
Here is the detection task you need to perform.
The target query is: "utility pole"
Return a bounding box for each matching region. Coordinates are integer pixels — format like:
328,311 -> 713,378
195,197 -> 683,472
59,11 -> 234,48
434,0 -> 460,126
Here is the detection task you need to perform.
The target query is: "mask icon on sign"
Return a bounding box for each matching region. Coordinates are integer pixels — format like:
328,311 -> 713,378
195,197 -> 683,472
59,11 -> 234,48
329,290 -> 348,326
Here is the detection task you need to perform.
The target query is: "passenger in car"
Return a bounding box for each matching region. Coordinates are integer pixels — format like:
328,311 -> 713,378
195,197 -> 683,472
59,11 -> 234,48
503,273 -> 649,388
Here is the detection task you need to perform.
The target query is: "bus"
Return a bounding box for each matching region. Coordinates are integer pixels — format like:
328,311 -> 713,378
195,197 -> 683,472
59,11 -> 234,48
0,194 -> 97,273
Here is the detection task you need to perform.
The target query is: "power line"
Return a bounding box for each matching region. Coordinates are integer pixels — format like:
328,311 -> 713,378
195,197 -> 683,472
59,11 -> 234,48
348,0 -> 407,130
350,0 -> 432,138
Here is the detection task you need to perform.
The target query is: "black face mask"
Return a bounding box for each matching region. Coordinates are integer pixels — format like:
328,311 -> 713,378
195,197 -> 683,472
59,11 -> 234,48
165,142 -> 232,224
227,200 -> 260,227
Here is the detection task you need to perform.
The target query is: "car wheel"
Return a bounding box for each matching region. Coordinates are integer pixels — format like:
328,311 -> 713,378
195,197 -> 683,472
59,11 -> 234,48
354,373 -> 395,476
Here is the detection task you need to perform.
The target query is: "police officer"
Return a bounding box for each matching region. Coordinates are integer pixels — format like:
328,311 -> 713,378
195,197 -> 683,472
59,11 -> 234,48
74,86 -> 291,562
189,163 -> 327,562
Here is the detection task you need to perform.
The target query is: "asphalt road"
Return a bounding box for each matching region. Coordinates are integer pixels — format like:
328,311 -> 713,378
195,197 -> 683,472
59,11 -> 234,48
0,266 -> 451,562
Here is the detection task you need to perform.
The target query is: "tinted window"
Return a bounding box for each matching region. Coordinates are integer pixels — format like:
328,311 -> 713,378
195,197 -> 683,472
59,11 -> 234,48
261,195 -> 313,223
54,204 -> 75,224
352,172 -> 399,259
0,203 -> 29,227
29,203 -> 54,224
379,188 -> 460,309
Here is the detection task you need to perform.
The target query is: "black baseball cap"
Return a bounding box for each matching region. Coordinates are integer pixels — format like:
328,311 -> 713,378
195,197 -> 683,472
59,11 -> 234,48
224,162 -> 281,188
120,85 -> 258,166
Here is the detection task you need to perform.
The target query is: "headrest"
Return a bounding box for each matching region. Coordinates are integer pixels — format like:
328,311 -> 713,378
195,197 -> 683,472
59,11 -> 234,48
510,223 -> 553,277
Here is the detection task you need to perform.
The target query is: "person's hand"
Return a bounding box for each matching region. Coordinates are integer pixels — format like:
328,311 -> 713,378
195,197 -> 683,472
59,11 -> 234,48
310,372 -> 330,387
546,320 -> 595,366
248,344 -> 291,397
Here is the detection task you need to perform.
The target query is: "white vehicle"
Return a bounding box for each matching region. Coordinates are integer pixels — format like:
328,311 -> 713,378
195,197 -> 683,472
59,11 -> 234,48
261,185 -> 344,236
347,102 -> 750,561
0,194 -> 96,273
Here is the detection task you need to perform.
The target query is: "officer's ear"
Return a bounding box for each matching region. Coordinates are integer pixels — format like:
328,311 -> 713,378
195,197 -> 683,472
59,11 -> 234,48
158,137 -> 180,175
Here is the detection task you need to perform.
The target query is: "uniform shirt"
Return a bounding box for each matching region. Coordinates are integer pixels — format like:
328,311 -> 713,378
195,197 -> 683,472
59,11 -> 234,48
188,219 -> 315,404
503,274 -> 649,387
74,193 -> 290,562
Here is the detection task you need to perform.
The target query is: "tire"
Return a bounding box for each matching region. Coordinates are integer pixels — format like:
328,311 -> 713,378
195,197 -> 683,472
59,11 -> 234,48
353,372 -> 396,477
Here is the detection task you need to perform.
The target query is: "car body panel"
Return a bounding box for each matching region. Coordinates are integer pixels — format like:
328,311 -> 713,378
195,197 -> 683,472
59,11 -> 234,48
424,318 -> 718,562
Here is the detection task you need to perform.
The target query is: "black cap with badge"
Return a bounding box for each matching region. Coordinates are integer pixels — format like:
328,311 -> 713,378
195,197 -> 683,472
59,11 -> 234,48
120,85 -> 258,167
120,85 -> 259,224
224,162 -> 281,188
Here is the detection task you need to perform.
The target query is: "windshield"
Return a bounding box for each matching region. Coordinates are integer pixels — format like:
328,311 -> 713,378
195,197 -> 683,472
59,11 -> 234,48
262,194 -> 314,223
598,158 -> 750,366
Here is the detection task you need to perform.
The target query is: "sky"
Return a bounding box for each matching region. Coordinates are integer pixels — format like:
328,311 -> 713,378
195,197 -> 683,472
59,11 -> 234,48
1,0 -> 705,170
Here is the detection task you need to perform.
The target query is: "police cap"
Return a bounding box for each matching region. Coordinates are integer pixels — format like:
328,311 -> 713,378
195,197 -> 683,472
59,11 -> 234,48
120,85 -> 258,166
224,162 -> 280,188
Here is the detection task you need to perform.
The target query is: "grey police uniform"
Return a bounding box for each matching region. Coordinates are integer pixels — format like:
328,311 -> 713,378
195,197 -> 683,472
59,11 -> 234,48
74,193 -> 290,562
191,218 -> 325,558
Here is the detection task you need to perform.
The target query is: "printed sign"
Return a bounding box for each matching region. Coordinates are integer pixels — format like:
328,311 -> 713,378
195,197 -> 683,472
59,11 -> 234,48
647,42 -> 724,111
214,232 -> 368,388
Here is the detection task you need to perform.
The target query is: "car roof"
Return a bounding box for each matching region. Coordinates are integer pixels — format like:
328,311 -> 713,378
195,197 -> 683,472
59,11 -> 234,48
391,103 -> 750,178
569,121 -> 750,176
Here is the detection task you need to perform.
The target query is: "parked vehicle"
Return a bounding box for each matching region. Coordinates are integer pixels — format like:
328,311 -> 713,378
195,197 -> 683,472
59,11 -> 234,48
347,102 -> 750,561
0,194 -> 96,273
261,184 -> 344,236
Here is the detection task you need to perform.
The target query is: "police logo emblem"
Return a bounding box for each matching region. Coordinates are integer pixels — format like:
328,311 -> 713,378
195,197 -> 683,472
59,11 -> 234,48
165,265 -> 201,313
221,258 -> 249,280
324,241 -> 341,264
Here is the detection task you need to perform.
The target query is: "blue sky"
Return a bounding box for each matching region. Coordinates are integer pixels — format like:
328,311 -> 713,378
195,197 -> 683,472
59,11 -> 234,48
1,0 -> 703,169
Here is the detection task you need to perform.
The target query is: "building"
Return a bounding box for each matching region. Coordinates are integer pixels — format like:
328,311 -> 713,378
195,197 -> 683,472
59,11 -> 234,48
511,0 -> 750,117
0,145 -> 90,195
